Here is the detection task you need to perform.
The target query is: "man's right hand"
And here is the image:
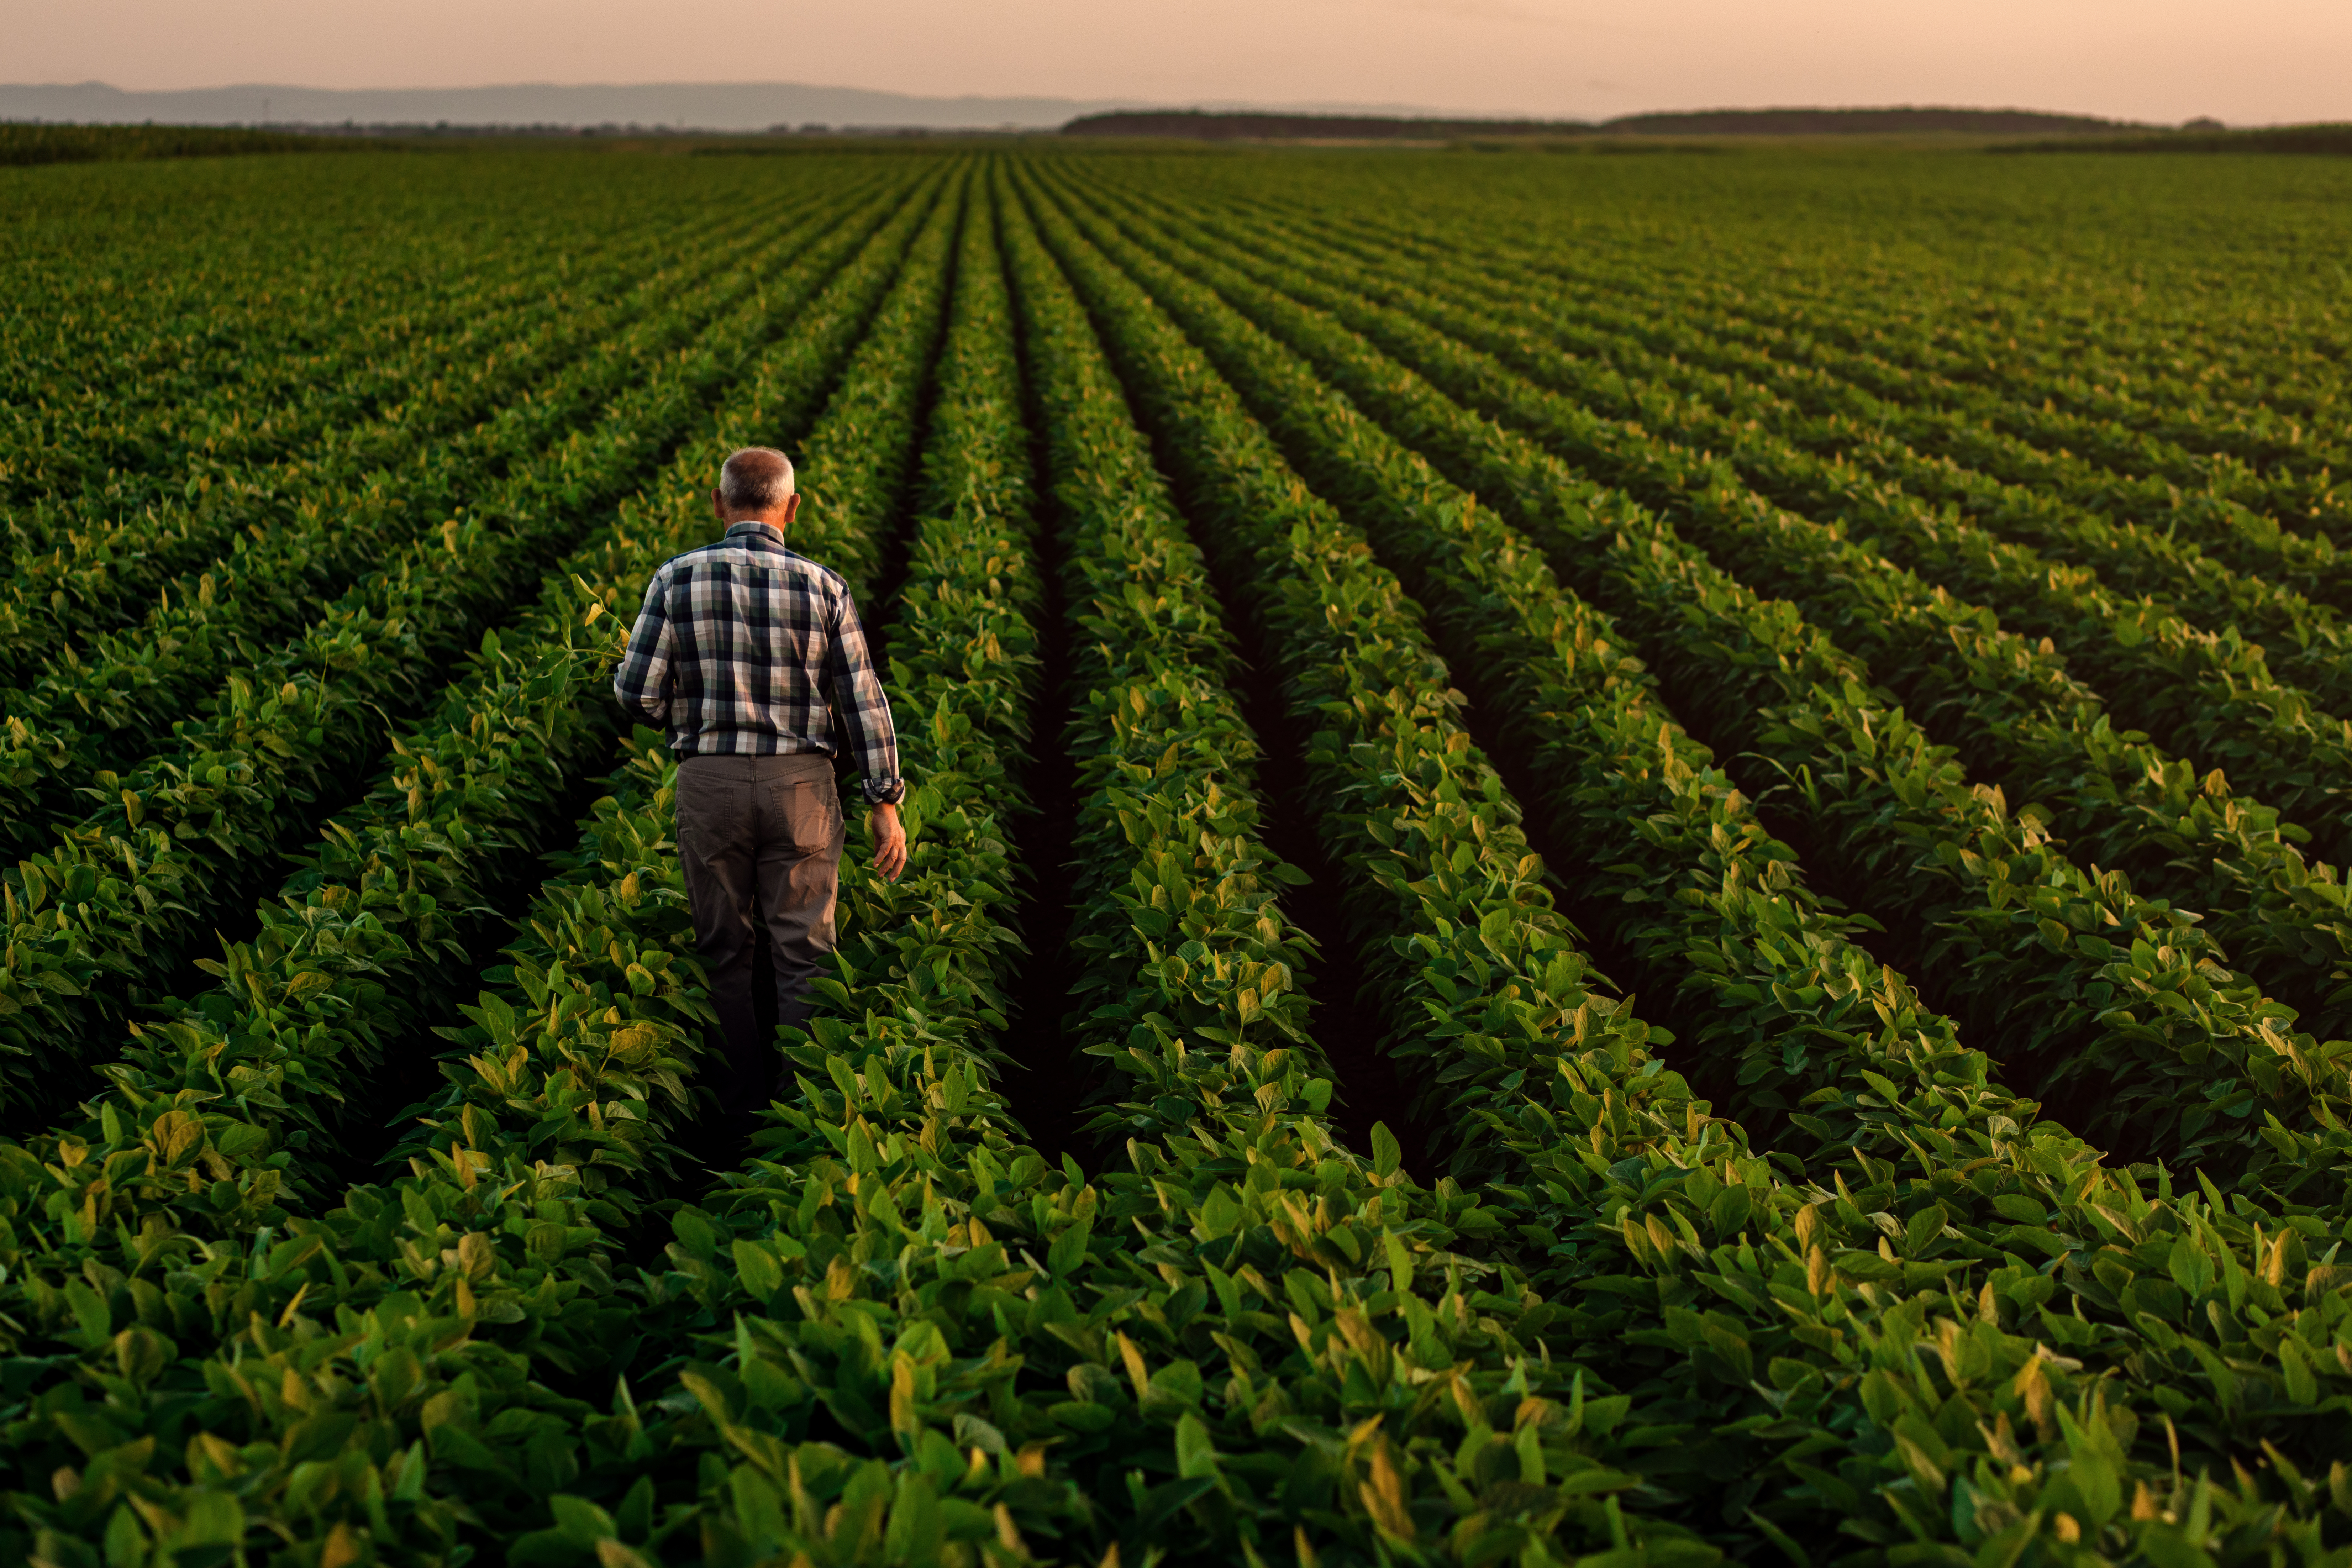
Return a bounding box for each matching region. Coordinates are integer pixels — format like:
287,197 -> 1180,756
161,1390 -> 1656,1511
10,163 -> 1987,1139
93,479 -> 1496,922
870,801 -> 908,883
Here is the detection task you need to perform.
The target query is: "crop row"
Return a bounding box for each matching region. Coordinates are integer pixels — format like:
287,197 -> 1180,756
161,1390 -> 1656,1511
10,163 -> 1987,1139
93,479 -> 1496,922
410,163 -> 1653,1568
0,153 -> 814,517
0,185 -> 845,858
1028,164 -> 2352,1553
1244,183 -> 2350,534
11,152 -> 2350,1564
0,170 -> 935,1117
0,165 -> 971,1568
1359,163 -> 2349,465
1267,202 -> 2352,722
1075,170 -> 2352,1083
1188,158 -> 2351,499
1109,174 -> 2352,866
3,212 -> 637,547
0,177 -> 862,693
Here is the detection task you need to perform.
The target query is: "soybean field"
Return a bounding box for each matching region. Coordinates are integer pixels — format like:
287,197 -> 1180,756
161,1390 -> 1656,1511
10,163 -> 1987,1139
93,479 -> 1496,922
4,142 -> 2352,1566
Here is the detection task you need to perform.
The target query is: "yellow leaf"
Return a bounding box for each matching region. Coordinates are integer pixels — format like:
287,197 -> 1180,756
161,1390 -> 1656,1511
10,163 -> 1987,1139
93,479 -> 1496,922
1358,1437 -> 1415,1543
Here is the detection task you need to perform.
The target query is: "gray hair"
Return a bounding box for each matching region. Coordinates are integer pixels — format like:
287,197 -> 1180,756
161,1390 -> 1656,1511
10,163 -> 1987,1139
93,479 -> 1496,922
719,447 -> 795,512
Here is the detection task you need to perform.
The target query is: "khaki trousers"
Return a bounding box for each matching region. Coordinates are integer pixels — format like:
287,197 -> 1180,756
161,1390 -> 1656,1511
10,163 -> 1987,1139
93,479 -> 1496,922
674,752 -> 845,1103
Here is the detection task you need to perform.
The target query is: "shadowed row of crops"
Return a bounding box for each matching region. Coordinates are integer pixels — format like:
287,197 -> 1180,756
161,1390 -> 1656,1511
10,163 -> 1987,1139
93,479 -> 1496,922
2,142 -> 2350,1566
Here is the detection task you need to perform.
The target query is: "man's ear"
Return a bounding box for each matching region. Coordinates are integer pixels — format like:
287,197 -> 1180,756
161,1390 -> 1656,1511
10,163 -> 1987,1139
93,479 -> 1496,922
713,487 -> 728,523
783,491 -> 802,527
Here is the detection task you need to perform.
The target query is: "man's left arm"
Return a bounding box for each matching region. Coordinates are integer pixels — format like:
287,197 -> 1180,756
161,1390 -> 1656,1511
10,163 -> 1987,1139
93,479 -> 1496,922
828,589 -> 908,880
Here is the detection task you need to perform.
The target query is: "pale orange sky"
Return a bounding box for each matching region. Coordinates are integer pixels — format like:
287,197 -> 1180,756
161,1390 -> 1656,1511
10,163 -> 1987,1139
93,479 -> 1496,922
8,0 -> 2346,125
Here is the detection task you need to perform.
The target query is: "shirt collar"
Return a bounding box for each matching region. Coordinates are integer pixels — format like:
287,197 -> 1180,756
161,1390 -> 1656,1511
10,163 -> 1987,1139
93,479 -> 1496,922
723,520 -> 788,544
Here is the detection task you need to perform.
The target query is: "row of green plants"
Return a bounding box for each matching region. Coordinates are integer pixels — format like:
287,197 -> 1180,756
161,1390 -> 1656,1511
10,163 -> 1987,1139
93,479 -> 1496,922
0,180 -> 844,692
0,172 -> 936,1116
1277,208 -> 2352,738
0,185 -> 831,855
1086,175 -> 2352,1072
3,209 -> 630,555
1188,195 -> 2352,1043
1145,178 -> 2352,877
487,165 -> 1685,1568
538,174 -> 1103,1564
1338,166 -> 2352,487
1033,165 -> 2352,1558
1502,254 -> 2343,565
1171,155 -> 2347,484
12,151 -> 2349,1563
0,148 -> 813,518
2,169 -> 486,513
1261,195 -> 2348,606
1604,236 -> 2352,494
1253,186 -> 2346,537
1026,167 -> 1790,1558
0,168 -> 974,1568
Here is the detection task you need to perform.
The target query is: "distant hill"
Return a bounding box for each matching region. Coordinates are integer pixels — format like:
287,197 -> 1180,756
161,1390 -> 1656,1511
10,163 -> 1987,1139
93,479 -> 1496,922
0,81 -> 1561,136
0,85 -> 2170,143
1063,106 -> 2148,141
0,80 -> 1145,133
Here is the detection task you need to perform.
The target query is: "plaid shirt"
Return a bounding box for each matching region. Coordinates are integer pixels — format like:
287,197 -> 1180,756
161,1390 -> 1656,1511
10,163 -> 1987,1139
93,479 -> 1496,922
612,521 -> 905,804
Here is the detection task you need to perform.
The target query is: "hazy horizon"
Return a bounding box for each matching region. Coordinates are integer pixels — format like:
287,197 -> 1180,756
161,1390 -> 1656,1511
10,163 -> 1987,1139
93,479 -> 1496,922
1,80 -> 2221,135
11,0 -> 2347,128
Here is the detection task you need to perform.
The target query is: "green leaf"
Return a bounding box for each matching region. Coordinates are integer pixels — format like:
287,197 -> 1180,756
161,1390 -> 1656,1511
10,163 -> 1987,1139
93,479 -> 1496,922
1175,1412 -> 1220,1479
549,1494 -> 616,1548
178,1491 -> 244,1549
1048,1213 -> 1093,1277
2055,1401 -> 2124,1525
732,1239 -> 785,1304
112,1326 -> 170,1387
1708,1184 -> 1753,1236
883,1472 -> 944,1566
64,1279 -> 111,1348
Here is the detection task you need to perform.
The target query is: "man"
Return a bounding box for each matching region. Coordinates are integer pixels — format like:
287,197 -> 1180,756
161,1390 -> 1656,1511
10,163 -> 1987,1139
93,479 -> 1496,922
612,446 -> 908,1118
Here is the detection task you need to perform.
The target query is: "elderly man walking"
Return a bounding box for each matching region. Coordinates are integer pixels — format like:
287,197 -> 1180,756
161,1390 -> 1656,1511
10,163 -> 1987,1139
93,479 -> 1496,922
613,447 -> 908,1125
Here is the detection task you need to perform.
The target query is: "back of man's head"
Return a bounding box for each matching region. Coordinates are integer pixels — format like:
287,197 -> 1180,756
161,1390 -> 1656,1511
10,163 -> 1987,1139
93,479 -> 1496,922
719,447 -> 795,515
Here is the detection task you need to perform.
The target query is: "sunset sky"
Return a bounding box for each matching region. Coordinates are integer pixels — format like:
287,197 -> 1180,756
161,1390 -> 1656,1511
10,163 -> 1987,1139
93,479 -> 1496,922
12,0 -> 2346,125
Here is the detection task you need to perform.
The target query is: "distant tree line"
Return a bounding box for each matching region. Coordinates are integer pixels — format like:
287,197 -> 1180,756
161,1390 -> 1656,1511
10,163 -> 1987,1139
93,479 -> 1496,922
1059,106 -> 2154,140
2002,122 -> 2352,156
0,122 -> 386,167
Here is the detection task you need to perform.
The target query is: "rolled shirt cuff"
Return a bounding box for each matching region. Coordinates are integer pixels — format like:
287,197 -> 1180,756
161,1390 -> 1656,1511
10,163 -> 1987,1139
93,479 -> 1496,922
859,776 -> 908,806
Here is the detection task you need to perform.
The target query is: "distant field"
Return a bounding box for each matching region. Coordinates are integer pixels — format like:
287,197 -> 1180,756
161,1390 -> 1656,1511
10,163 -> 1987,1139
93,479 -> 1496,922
0,121 -> 379,165
2,142 -> 2350,1565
